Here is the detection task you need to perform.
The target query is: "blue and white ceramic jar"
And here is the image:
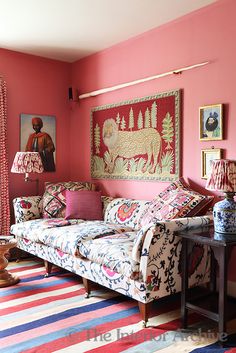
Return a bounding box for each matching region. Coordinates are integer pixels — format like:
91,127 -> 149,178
213,196 -> 236,234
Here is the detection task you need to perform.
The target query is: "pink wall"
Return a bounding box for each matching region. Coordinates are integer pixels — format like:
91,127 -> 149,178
69,0 -> 236,280
2,0 -> 236,279
70,0 -> 236,201
0,49 -> 71,205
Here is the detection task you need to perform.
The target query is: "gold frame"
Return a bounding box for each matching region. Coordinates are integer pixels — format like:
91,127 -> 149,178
201,148 -> 222,179
199,104 -> 223,141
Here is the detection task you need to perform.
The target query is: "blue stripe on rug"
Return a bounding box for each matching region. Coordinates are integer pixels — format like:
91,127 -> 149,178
189,346 -> 230,352
120,330 -> 190,353
189,333 -> 236,352
0,306 -> 139,353
19,272 -> 71,282
0,277 -> 78,297
1,289 -> 114,322
0,296 -> 129,338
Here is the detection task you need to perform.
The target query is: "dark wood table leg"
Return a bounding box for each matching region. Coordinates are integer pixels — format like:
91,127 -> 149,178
181,238 -> 188,328
212,246 -> 228,345
209,248 -> 216,292
218,247 -> 227,345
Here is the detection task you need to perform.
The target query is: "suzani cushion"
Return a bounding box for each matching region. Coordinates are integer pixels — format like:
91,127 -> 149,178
104,198 -> 150,230
139,178 -> 213,227
43,181 -> 96,218
65,190 -> 103,220
13,196 -> 43,223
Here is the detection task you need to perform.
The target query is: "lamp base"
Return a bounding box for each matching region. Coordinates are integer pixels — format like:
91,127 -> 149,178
213,196 -> 236,234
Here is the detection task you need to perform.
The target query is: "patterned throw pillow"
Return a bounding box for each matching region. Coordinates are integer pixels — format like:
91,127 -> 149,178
13,196 -> 43,223
42,181 -> 96,218
139,178 -> 213,227
104,198 -> 150,230
101,196 -> 114,216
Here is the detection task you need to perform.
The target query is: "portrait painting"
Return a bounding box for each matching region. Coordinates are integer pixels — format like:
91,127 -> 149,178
91,90 -> 181,181
20,113 -> 56,172
201,148 -> 222,179
199,104 -> 223,141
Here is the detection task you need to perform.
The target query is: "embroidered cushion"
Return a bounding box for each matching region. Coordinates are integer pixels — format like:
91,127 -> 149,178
104,198 -> 150,230
139,179 -> 213,227
13,196 -> 43,223
43,181 -> 96,218
65,190 -> 103,220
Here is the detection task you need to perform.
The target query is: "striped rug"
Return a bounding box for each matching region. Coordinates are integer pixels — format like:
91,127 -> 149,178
1,259 -> 236,353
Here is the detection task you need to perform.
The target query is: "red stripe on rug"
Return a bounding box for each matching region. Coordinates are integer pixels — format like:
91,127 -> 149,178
15,270 -> 76,281
22,311 -> 143,353
8,263 -> 44,273
0,300 -> 137,349
22,300 -> 185,353
0,288 -> 84,315
0,280 -> 82,302
86,314 -> 200,353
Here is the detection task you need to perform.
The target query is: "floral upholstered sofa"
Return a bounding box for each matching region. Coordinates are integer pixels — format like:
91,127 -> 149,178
10,180 -> 213,326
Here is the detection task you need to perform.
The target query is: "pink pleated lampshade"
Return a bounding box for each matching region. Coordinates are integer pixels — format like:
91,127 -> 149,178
205,159 -> 236,192
11,152 -> 44,174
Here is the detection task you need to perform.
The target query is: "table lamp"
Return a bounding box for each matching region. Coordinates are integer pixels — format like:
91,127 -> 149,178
11,152 -> 44,195
205,159 -> 236,234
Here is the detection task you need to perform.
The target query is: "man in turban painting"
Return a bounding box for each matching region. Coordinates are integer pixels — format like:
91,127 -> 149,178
26,117 -> 55,171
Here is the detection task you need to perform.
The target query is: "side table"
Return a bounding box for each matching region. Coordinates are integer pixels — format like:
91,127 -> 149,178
178,226 -> 236,345
0,236 -> 20,287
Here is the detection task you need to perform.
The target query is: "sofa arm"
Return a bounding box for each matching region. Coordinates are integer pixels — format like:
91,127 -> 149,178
133,215 -> 213,282
13,196 -> 43,223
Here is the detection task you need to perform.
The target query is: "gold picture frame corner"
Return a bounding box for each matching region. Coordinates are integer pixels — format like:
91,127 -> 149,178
201,148 -> 222,179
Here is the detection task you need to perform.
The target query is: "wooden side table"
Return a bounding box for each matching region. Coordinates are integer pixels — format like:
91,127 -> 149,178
178,226 -> 236,345
0,236 -> 20,287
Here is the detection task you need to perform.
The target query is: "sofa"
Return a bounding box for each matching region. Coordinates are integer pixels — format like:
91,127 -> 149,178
10,180 -> 213,326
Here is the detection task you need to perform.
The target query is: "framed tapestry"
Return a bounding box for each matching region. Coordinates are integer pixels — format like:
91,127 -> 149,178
20,113 -> 56,172
91,89 -> 181,181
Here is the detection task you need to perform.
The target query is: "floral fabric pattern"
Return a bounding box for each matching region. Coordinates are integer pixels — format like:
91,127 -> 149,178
104,198 -> 150,230
13,214 -> 212,304
11,218 -> 132,256
13,196 -> 43,223
42,181 -> 96,218
101,196 -> 114,216
11,193 -> 213,308
78,232 -> 140,279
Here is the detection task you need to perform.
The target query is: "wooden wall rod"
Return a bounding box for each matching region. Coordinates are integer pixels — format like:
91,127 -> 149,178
78,61 -> 210,99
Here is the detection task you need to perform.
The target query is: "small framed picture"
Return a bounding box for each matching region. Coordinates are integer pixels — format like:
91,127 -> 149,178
199,104 -> 223,141
201,148 -> 222,179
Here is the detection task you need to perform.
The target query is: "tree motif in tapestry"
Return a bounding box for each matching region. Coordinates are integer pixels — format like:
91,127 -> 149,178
91,90 -> 180,181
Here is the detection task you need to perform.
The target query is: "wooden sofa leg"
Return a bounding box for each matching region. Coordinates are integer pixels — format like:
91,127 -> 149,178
138,301 -> 152,328
82,277 -> 91,298
44,260 -> 53,277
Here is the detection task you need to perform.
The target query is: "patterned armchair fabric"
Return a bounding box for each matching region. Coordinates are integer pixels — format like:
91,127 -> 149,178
137,216 -> 212,282
13,196 -> 43,223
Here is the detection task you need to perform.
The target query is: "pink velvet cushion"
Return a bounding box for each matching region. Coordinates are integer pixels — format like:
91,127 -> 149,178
139,178 -> 213,227
65,190 -> 103,220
